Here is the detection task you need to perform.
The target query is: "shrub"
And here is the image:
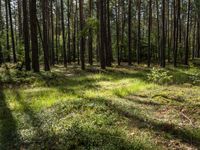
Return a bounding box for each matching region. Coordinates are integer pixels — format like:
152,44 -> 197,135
147,68 -> 173,84
189,72 -> 200,85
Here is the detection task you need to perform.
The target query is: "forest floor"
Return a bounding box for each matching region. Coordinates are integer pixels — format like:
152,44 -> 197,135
0,63 -> 200,150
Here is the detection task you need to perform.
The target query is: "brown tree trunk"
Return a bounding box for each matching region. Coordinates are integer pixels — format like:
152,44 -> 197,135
79,0 -> 85,70
8,0 -> 17,62
161,0 -> 166,67
30,0 -> 40,72
185,0 -> 191,65
148,0 -> 152,67
61,0 -> 67,66
42,0 -> 50,71
22,0 -> 31,70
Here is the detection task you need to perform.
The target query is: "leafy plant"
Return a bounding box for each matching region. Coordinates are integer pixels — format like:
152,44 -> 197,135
147,67 -> 173,84
190,72 -> 200,85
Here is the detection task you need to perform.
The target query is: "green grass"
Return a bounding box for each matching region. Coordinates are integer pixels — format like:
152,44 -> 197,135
0,64 -> 200,149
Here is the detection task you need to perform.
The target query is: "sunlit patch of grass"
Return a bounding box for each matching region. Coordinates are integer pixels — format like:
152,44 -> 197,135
112,79 -> 154,97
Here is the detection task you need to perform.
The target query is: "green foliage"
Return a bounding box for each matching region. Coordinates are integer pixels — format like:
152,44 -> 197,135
78,17 -> 98,39
148,67 -> 173,84
189,72 -> 200,85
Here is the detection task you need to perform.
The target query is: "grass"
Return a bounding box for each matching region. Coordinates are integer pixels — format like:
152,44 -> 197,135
0,64 -> 200,150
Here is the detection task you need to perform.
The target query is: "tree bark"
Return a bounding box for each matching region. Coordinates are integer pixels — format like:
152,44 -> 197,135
22,0 -> 31,70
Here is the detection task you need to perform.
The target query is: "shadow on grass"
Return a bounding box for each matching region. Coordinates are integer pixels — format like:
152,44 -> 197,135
125,96 -> 163,106
0,87 -> 20,149
5,90 -> 152,150
94,97 -> 200,148
22,122 -> 151,150
12,90 -> 51,148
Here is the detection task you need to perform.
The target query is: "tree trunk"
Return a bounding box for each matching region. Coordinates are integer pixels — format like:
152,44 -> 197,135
185,0 -> 191,65
18,0 -> 23,39
148,0 -> 152,67
79,0 -> 85,70
161,0 -> 166,67
107,0 -> 112,66
67,0 -> 71,63
22,0 -> 31,70
99,0 -> 106,69
8,0 -> 17,62
61,0 -> 67,66
30,0 -> 40,72
137,0 -> 141,65
0,0 -> 3,65
88,0 -> 93,65
128,0 -> 132,65
42,0 -> 50,71
50,0 -> 55,65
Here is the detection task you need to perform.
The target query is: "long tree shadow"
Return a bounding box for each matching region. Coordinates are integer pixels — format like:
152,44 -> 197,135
125,96 -> 163,106
96,97 -> 200,148
13,90 -> 50,148
0,87 -> 20,149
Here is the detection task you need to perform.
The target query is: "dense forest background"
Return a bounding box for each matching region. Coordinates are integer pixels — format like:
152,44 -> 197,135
0,0 -> 200,71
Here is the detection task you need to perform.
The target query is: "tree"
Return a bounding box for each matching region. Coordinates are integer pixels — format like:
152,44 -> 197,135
161,0 -> 166,67
128,0 -> 132,66
61,0 -> 67,66
8,0 -> 17,62
88,0 -> 93,65
148,0 -> 152,67
5,0 -> 10,61
30,0 -> 40,72
107,0 -> 112,66
42,0 -> 50,71
99,0 -> 106,69
50,0 -> 55,65
0,0 -> 3,65
22,0 -> 31,70
185,0 -> 191,65
79,0 -> 85,70
67,0 -> 71,63
137,0 -> 141,65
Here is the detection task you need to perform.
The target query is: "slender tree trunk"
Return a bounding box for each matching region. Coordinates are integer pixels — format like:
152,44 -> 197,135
50,0 -> 55,65
72,0 -> 77,63
107,0 -> 112,66
115,0 -> 120,66
88,0 -> 93,65
61,0 -> 67,66
0,0 -> 3,65
79,0 -> 85,70
137,0 -> 141,65
161,0 -> 166,67
22,0 -> 31,70
18,0 -> 23,39
173,0 -> 177,67
99,0 -> 106,69
42,0 -> 50,71
67,0 -> 71,63
128,0 -> 132,65
148,0 -> 152,67
96,0 -> 100,63
185,0 -> 191,65
156,0 -> 160,63
8,0 -> 17,62
104,0 -> 109,67
30,0 -> 40,72
5,0 -> 10,62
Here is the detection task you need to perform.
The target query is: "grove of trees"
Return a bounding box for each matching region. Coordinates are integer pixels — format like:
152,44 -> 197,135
0,0 -> 200,72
